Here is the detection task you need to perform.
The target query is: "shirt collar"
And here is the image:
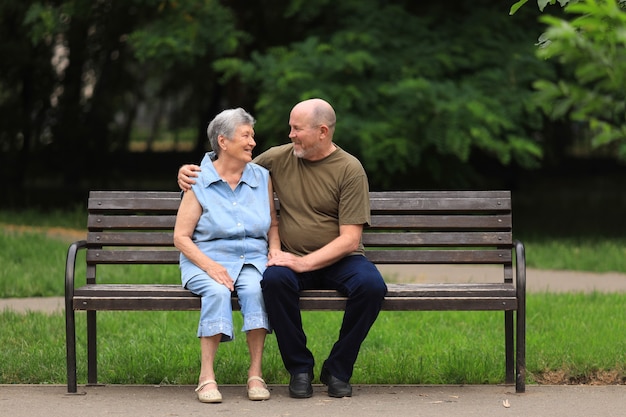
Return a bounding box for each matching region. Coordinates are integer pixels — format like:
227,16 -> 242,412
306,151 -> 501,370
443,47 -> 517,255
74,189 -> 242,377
199,151 -> 260,188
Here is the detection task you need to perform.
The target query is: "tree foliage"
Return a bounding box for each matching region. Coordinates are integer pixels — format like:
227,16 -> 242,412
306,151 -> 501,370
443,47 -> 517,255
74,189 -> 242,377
0,0 -> 567,193
512,0 -> 626,160
0,1 -> 56,175
510,0 -> 573,14
534,0 -> 626,159
217,1 -> 550,187
1,0 -> 250,190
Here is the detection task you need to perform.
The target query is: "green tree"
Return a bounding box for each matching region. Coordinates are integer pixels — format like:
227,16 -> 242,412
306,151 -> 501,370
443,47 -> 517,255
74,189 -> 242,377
510,0 -> 572,14
0,1 -> 56,194
127,0 -> 248,154
217,1 -> 550,188
2,0 -> 567,200
511,0 -> 626,159
4,0 -> 247,191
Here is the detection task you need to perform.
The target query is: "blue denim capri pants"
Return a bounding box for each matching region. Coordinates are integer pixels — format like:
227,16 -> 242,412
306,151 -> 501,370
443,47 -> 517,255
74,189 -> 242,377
185,264 -> 270,342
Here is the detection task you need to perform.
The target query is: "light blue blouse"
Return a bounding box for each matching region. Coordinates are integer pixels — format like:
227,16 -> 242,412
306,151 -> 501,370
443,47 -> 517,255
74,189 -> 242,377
179,151 -> 272,287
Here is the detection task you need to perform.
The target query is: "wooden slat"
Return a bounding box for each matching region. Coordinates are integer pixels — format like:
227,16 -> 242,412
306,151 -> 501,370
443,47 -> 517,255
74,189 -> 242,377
379,297 -> 517,311
369,214 -> 511,229
86,250 -> 180,264
88,215 -> 177,230
74,297 -> 201,311
91,231 -> 513,248
73,296 -> 516,311
73,283 -> 515,297
369,190 -> 510,199
88,191 -> 513,213
87,232 -> 174,246
89,193 -> 181,212
85,249 -> 512,265
90,191 -> 181,200
73,283 -> 516,297
88,199 -> 181,212
386,283 -> 516,296
74,284 -> 193,298
362,232 -> 512,246
365,249 -> 512,264
369,197 -> 511,212
72,283 -> 517,311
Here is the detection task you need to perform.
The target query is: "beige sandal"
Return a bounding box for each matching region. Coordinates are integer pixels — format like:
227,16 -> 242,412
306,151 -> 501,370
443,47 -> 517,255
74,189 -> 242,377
195,379 -> 222,403
247,376 -> 270,401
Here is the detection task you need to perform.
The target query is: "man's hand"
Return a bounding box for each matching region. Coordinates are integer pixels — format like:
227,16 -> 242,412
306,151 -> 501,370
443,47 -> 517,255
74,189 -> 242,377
266,251 -> 310,273
268,248 -> 284,261
178,164 -> 201,191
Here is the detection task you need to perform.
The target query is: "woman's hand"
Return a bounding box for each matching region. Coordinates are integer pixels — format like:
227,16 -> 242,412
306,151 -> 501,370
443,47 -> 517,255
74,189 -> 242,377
205,263 -> 235,292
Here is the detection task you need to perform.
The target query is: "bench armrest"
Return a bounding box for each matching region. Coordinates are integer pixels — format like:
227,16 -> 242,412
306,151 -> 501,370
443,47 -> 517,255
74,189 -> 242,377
65,240 -> 88,311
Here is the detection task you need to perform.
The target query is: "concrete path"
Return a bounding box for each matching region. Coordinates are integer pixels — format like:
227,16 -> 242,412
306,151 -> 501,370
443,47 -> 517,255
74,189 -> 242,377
376,265 -> 626,293
1,383 -> 624,417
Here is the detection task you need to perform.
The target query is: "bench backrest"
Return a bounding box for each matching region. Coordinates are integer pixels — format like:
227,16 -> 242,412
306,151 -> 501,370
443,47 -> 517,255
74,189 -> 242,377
84,190 -> 514,284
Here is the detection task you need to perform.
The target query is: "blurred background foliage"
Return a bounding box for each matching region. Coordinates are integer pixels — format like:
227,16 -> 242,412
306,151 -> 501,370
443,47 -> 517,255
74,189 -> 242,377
1,0 -> 625,216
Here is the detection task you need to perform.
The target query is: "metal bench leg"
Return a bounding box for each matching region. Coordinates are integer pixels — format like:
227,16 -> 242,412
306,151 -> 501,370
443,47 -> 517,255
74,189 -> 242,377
65,304 -> 77,393
515,240 -> 527,393
87,310 -> 98,385
504,310 -> 514,384
516,307 -> 526,392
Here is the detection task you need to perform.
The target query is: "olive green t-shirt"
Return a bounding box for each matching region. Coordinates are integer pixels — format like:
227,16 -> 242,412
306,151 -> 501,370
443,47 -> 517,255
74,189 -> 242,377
253,143 -> 370,256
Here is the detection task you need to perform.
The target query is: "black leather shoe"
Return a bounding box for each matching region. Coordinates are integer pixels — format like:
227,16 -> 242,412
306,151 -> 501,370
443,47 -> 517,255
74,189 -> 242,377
289,372 -> 313,398
320,365 -> 352,398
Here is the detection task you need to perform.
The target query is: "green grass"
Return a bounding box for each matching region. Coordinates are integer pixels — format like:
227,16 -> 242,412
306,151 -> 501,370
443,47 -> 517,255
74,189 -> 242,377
522,235 -> 626,273
0,210 -> 625,386
1,295 -> 624,386
0,206 -> 86,230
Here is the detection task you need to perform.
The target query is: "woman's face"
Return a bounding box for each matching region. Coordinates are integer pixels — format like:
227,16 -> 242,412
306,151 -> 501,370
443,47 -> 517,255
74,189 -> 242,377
223,124 -> 256,162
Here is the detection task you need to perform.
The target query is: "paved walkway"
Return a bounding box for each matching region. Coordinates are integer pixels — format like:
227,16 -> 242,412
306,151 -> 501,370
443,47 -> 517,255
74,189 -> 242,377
1,383 -> 625,417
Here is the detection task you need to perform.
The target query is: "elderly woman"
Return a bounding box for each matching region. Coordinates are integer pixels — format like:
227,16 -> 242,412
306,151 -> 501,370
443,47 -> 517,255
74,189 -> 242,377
174,108 -> 279,403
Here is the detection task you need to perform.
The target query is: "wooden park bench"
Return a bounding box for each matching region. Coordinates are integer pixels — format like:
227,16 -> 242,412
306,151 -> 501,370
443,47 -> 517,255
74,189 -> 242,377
64,190 -> 526,394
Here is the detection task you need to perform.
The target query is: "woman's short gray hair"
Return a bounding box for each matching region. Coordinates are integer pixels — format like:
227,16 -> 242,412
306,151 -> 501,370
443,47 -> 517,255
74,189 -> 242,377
206,108 -> 256,155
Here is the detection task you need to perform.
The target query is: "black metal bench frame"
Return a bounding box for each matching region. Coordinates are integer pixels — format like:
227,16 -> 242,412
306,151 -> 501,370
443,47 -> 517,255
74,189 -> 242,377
65,190 -> 526,393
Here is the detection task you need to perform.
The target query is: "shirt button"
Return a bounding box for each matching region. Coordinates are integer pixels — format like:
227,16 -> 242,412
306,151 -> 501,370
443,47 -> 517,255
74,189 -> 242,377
237,223 -> 241,227
233,202 -> 237,206
240,255 -> 244,259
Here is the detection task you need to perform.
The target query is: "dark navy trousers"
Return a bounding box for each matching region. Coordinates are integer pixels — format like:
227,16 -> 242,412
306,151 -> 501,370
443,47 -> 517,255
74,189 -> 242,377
261,255 -> 387,383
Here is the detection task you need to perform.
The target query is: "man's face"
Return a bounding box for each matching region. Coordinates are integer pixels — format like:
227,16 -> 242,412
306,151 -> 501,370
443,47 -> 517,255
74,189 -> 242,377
288,108 -> 322,160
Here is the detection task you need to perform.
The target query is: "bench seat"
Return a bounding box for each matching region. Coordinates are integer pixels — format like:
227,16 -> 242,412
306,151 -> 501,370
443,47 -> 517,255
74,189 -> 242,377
72,283 -> 518,311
